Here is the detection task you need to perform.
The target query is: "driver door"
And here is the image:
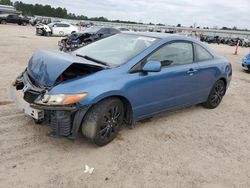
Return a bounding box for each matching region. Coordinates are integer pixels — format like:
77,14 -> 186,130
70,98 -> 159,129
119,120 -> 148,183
130,41 -> 202,119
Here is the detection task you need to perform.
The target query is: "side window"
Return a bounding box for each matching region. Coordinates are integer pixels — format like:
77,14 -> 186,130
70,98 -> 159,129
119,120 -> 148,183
57,24 -> 64,27
55,23 -> 68,27
147,42 -> 194,67
195,44 -> 213,62
63,24 -> 70,27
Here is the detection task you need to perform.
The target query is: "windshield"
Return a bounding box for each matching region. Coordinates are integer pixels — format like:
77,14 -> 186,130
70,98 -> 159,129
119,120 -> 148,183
48,23 -> 55,27
74,33 -> 158,66
83,27 -> 102,33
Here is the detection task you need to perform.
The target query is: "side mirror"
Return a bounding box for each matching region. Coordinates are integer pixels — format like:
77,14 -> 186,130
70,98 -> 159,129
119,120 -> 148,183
142,61 -> 161,72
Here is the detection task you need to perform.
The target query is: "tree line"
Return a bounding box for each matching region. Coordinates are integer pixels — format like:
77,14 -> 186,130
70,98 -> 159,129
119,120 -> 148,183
0,0 -> 139,24
0,0 -> 248,30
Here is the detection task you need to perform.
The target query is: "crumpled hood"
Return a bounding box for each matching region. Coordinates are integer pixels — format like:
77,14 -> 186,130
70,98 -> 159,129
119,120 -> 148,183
27,49 -> 105,86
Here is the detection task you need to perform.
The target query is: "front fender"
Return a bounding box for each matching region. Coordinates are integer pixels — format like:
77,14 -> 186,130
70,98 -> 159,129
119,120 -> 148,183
86,90 -> 130,105
77,90 -> 131,106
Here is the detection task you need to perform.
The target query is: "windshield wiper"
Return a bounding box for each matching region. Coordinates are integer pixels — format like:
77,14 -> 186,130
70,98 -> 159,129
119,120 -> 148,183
76,54 -> 109,66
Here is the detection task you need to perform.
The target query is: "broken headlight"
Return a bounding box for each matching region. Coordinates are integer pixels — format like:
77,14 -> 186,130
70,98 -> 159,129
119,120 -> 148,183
35,93 -> 88,105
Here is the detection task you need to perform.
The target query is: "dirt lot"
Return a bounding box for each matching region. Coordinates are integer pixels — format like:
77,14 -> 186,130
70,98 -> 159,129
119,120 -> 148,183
0,24 -> 250,188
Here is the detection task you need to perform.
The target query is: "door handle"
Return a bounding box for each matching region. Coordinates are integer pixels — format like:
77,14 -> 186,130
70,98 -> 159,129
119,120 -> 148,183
187,69 -> 198,74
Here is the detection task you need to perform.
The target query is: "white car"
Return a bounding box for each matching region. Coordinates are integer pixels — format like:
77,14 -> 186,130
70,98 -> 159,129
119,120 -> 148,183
36,22 -> 78,36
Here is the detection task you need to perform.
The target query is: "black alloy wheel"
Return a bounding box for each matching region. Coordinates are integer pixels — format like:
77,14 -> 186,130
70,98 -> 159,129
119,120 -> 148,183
203,80 -> 226,109
99,104 -> 123,140
82,98 -> 124,146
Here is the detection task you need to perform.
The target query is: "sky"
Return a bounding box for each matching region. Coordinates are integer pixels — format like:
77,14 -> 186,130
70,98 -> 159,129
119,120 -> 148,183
19,0 -> 250,29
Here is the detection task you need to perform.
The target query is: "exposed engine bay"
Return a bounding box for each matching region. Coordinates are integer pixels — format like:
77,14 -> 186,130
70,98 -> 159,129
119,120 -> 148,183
55,63 -> 103,84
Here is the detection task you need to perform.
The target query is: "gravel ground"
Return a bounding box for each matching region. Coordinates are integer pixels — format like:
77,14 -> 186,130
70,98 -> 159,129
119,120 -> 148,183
0,24 -> 250,188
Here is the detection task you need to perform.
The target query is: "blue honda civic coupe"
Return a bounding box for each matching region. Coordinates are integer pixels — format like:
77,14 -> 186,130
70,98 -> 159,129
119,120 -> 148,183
12,32 -> 232,146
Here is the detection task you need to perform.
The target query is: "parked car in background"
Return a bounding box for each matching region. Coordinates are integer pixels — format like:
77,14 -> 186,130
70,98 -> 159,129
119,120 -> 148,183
200,35 -> 249,47
58,26 -> 120,51
36,22 -> 78,36
242,52 -> 250,71
0,14 -> 29,25
12,32 -> 232,146
241,38 -> 250,47
35,23 -> 52,36
202,35 -> 220,44
116,27 -> 130,31
30,17 -> 51,26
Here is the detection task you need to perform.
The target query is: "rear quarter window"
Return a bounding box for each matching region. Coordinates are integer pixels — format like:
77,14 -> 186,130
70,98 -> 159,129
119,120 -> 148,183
195,44 -> 214,62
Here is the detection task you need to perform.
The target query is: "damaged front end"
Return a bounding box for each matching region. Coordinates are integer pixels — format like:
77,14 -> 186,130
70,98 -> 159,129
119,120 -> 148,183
12,70 -> 89,138
58,32 -> 94,52
12,49 -> 106,138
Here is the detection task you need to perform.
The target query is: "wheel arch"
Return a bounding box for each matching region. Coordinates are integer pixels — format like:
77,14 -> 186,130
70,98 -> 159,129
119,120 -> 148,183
219,77 -> 227,88
71,94 -> 134,139
90,95 -> 133,126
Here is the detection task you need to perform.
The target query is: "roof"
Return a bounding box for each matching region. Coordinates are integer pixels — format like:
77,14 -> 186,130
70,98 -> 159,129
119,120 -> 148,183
122,31 -> 175,39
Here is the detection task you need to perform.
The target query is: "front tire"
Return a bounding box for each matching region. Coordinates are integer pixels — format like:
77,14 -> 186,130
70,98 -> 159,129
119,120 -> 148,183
45,32 -> 52,37
202,80 -> 226,109
82,98 -> 124,146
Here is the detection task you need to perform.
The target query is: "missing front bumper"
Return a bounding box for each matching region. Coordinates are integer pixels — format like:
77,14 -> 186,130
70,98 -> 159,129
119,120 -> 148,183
11,85 -> 89,139
10,86 -> 44,120
11,71 -> 90,139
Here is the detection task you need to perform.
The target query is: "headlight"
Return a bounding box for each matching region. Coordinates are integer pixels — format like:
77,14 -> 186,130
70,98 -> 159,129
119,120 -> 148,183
35,93 -> 88,105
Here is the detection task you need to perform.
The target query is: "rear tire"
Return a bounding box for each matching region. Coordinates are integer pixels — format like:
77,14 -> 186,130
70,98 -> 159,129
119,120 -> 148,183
202,80 -> 226,109
82,98 -> 124,146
